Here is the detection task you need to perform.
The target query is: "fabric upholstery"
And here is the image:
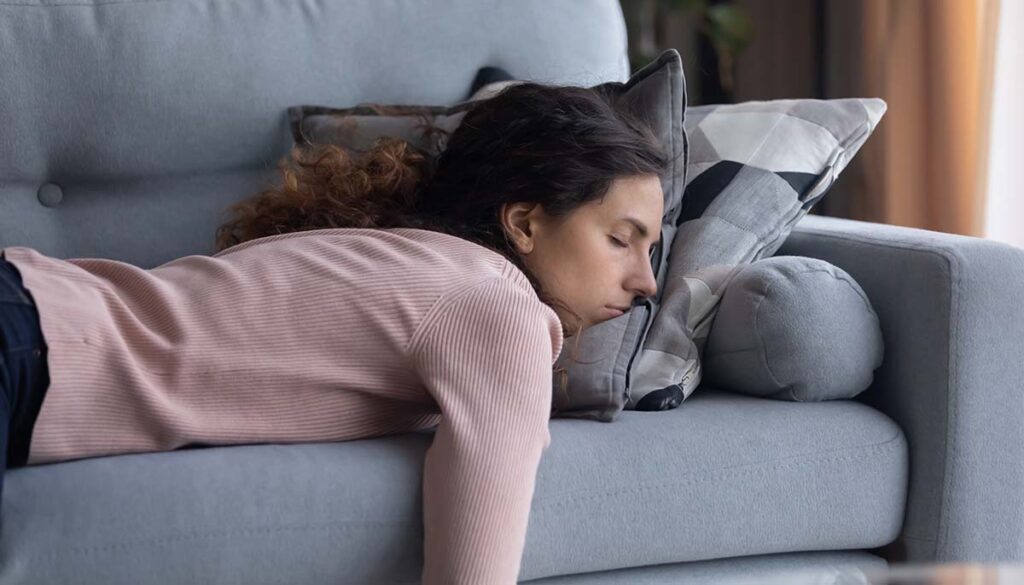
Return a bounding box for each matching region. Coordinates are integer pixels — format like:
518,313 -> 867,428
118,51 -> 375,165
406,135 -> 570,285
703,255 -> 884,401
778,213 -> 1024,562
520,551 -> 887,584
1,389 -> 906,584
9,0 -> 1019,579
0,0 -> 631,267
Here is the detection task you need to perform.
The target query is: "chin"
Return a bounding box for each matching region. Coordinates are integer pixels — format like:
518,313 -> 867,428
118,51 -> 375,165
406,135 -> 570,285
563,320 -> 587,339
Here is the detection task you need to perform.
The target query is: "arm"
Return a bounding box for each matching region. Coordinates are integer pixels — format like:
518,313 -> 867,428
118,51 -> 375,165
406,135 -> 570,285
777,213 -> 1024,562
408,278 -> 563,584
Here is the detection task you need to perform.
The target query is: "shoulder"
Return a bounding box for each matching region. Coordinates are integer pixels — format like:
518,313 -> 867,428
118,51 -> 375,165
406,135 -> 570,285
408,276 -> 564,366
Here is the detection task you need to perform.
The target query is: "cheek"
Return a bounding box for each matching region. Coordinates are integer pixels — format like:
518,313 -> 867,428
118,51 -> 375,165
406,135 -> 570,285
535,232 -> 621,309
564,241 -> 620,298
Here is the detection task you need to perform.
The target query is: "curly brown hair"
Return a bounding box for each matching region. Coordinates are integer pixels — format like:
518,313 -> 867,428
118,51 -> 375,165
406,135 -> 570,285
213,82 -> 671,414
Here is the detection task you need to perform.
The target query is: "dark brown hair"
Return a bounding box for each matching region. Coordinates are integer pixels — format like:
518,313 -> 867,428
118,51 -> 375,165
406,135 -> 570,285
213,82 -> 671,411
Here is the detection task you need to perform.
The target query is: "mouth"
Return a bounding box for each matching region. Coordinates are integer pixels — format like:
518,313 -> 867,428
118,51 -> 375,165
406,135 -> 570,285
604,305 -> 630,317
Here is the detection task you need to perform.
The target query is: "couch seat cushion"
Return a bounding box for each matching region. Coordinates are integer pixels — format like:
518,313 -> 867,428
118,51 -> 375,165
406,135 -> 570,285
0,389 -> 907,584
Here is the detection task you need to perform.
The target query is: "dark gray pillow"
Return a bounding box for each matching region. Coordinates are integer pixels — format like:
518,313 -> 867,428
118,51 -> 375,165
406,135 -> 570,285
702,256 -> 884,401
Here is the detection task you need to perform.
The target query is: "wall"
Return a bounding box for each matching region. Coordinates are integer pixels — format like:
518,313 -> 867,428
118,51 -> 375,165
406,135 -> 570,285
982,0 -> 1024,249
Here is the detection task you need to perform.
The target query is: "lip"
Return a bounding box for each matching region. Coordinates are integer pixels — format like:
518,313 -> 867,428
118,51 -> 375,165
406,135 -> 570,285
604,306 -> 628,317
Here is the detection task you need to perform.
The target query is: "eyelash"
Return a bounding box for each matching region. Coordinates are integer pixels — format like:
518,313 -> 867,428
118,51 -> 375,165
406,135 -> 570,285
609,236 -> 630,248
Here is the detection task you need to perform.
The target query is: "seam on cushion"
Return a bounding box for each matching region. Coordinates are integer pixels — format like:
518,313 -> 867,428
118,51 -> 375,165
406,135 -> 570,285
703,213 -> 755,237
771,267 -> 881,400
939,243 -> 960,560
829,272 -> 884,357
791,225 -> 964,256
533,429 -> 905,509
771,265 -> 878,322
715,266 -> 874,372
618,301 -> 648,411
612,312 -> 631,413
705,346 -> 760,357
785,226 -> 959,560
26,519 -> 417,561
777,110 -> 844,142
704,106 -> 850,142
739,113 -> 787,169
706,184 -> 802,252
759,101 -> 875,144
752,285 -> 786,395
829,270 -> 876,316
669,58 -> 682,211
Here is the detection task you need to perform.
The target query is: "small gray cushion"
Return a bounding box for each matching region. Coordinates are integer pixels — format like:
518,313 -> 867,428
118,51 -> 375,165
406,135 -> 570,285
702,256 -> 884,401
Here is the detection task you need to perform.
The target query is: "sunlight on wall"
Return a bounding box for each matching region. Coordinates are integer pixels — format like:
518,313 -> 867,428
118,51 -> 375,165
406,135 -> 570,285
983,0 -> 1024,249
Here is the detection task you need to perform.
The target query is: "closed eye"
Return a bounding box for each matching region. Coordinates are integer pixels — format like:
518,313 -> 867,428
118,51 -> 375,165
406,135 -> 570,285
609,236 -> 629,248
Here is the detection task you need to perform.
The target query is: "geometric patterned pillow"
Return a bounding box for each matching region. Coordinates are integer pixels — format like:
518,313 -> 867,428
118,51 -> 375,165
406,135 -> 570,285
684,99 -> 888,240
625,98 -> 887,411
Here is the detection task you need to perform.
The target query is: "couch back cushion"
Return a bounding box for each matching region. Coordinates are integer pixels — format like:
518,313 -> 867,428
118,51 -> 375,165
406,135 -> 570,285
0,0 -> 629,267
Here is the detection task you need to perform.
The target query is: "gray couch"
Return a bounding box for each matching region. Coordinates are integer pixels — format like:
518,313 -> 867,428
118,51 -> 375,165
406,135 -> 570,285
1,0 -> 1022,583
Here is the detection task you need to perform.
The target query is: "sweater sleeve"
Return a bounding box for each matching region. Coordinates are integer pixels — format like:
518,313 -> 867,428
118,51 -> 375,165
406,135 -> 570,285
408,277 -> 563,585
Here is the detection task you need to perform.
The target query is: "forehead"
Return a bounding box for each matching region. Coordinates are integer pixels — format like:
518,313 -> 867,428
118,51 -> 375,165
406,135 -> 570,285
595,175 -> 664,231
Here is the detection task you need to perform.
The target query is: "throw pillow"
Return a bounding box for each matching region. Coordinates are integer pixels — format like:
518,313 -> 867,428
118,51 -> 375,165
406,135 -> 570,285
703,256 -> 884,401
626,97 -> 887,411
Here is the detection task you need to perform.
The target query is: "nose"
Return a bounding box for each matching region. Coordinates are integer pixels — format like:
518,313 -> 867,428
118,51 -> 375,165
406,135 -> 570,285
631,258 -> 658,301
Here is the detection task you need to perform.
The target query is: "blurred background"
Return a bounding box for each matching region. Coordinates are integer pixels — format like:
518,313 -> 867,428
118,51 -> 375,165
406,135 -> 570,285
620,0 -> 1022,248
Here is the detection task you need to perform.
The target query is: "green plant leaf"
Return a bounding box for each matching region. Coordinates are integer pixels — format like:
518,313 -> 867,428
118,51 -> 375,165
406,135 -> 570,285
706,4 -> 754,54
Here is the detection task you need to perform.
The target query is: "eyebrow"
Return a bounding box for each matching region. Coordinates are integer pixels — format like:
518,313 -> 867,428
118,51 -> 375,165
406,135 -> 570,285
621,217 -> 660,244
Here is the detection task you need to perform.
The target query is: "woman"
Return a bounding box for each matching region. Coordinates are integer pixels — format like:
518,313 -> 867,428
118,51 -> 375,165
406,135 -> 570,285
0,82 -> 669,584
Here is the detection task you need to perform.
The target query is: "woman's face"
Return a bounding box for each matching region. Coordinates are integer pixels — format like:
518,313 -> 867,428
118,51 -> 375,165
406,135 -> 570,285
501,174 -> 664,337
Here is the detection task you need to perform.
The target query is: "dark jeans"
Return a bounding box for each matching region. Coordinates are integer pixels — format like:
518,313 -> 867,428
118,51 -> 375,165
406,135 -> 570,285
0,252 -> 50,513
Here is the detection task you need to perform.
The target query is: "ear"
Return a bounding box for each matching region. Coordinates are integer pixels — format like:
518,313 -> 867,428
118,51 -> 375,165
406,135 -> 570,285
500,202 -> 542,255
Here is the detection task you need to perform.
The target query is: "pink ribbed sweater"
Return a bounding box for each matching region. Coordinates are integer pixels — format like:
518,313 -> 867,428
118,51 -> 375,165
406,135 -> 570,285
2,226 -> 564,585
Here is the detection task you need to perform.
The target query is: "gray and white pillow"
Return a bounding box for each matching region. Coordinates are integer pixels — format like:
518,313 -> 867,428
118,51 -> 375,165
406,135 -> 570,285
625,98 -> 887,411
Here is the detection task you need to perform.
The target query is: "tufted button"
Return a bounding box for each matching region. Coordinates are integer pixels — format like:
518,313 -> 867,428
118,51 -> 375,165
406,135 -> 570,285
37,183 -> 64,208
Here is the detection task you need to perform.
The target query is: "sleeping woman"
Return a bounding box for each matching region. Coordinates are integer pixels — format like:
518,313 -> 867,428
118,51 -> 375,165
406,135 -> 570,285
0,81 -> 667,584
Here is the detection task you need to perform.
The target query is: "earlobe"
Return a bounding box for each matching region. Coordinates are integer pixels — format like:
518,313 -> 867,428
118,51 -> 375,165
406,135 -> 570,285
509,228 -> 533,255
501,202 -> 538,255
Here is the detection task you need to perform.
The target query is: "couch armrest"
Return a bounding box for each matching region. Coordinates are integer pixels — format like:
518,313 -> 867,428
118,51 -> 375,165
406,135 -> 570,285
775,213 -> 1024,563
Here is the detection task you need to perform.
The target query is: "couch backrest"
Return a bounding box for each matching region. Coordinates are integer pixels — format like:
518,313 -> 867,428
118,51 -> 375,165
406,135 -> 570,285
0,0 -> 630,268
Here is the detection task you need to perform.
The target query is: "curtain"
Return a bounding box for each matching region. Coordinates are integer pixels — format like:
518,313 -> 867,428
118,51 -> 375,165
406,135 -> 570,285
818,0 -> 1000,236
625,0 -> 1000,235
